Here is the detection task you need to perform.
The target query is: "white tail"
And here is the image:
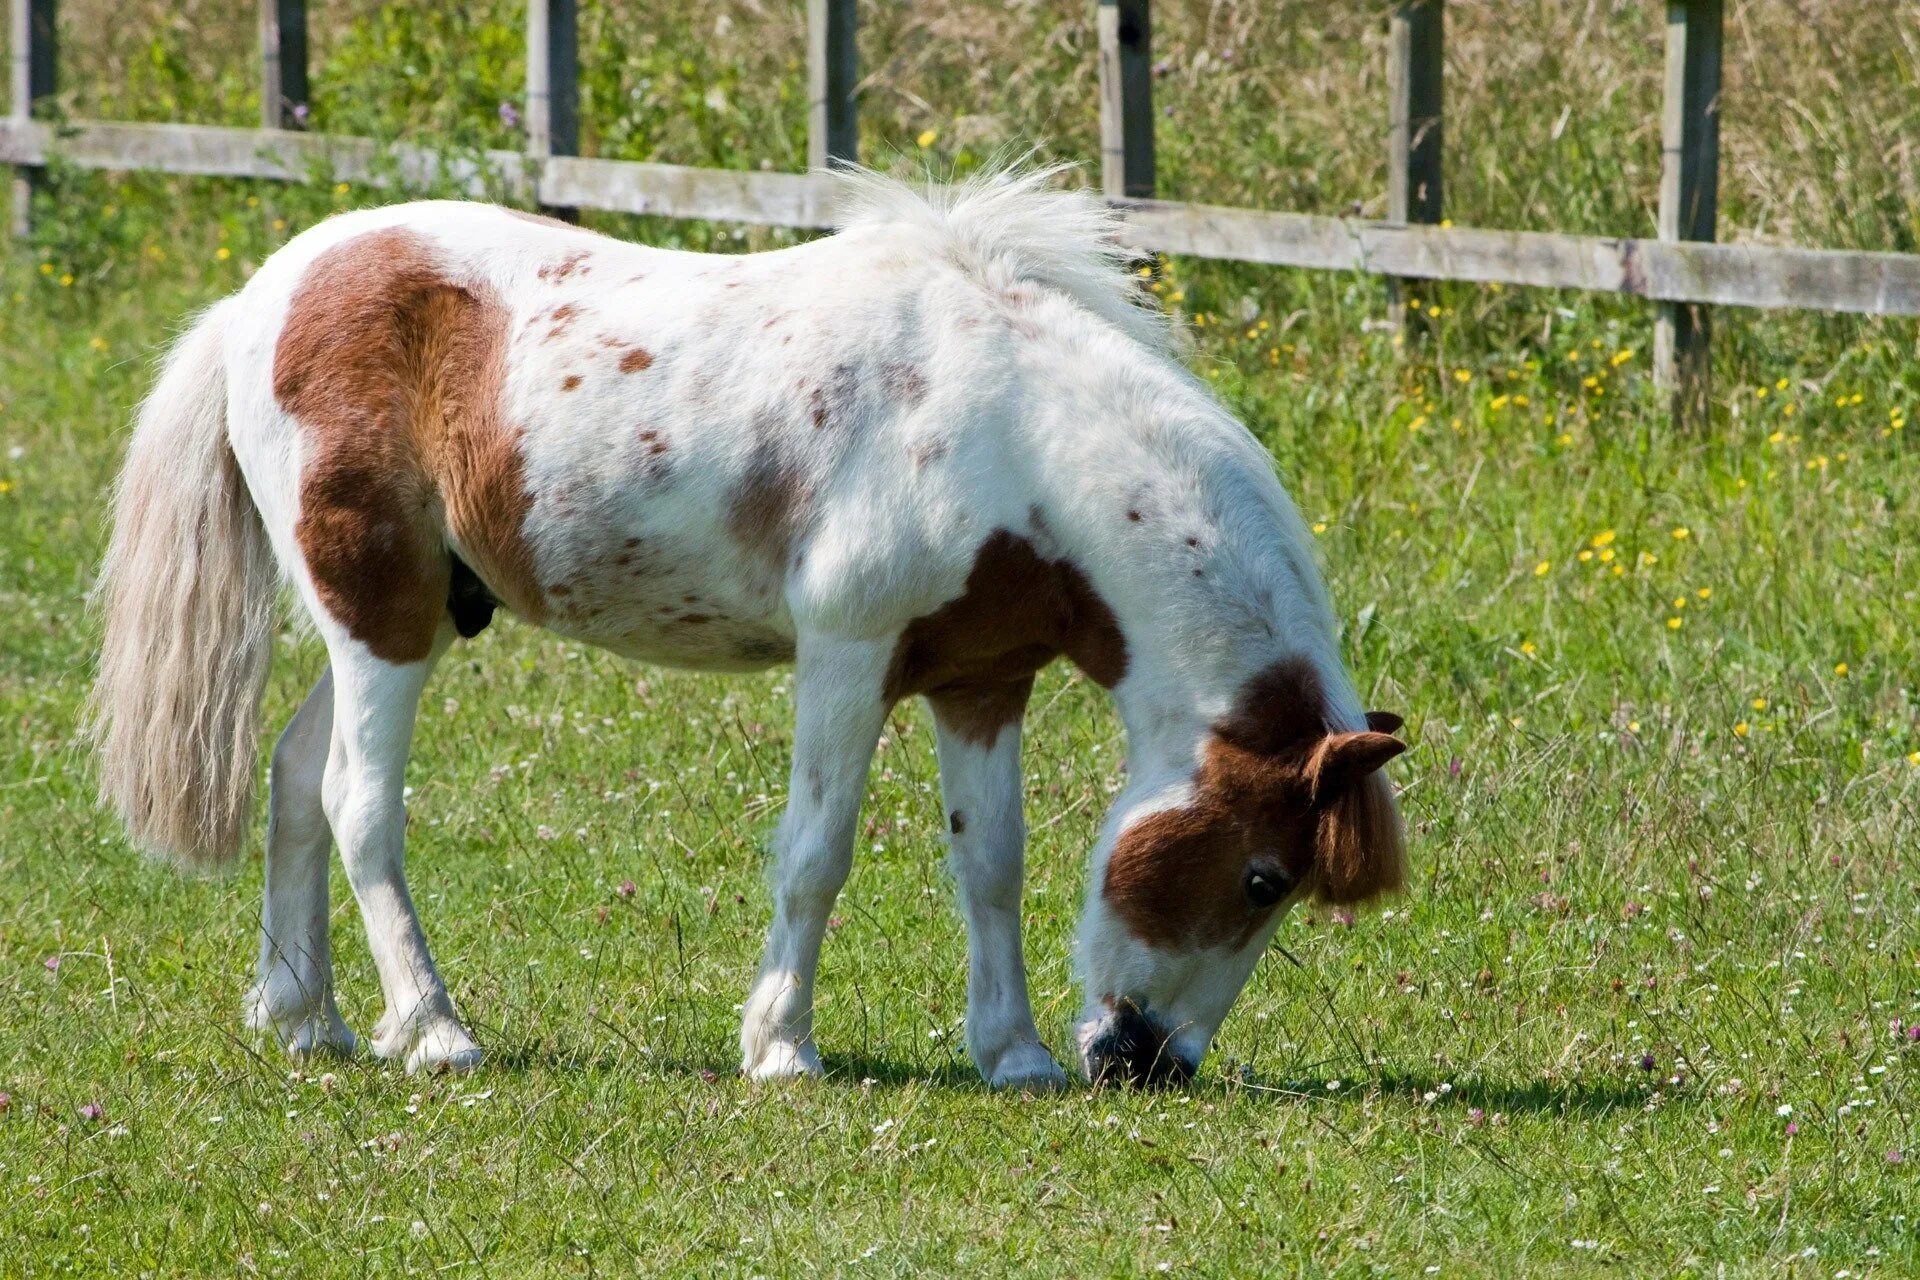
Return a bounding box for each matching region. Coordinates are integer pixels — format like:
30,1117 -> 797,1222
90,299 -> 278,869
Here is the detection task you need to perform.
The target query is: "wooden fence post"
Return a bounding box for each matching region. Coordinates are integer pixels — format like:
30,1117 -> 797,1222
807,0 -> 857,170
1096,0 -> 1153,200
259,0 -> 307,130
1654,0 -> 1721,427
1386,0 -> 1443,334
8,0 -> 55,238
527,0 -> 579,216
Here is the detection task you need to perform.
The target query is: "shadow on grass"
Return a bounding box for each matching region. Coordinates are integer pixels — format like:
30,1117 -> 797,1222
467,1038 -> 1657,1115
1243,1068 -> 1658,1117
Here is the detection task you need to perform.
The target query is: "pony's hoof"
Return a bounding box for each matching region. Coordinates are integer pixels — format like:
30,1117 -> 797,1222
405,1019 -> 485,1075
743,1040 -> 824,1082
245,983 -> 356,1061
984,1042 -> 1070,1092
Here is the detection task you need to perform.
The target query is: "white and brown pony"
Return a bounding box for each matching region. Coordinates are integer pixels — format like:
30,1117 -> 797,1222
92,167 -> 1406,1087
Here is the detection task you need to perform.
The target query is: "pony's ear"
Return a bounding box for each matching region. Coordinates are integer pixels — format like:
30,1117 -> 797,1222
1365,710 -> 1404,735
1307,730 -> 1405,802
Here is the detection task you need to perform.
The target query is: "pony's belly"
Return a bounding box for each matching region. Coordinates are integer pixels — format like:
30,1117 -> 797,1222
536,580 -> 795,671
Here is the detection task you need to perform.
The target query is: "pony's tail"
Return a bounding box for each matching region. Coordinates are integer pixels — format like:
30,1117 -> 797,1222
89,299 -> 277,870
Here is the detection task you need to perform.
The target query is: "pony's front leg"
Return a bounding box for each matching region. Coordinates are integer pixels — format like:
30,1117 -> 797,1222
740,634 -> 892,1081
323,626 -> 482,1074
929,684 -> 1067,1090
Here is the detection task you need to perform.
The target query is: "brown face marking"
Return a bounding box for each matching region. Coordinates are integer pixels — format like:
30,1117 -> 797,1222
274,227 -> 542,661
619,347 -> 654,374
886,530 -> 1129,748
1102,659 -> 1406,949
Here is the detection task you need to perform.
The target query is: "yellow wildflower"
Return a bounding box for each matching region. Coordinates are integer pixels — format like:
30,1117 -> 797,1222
1671,526 -> 1690,540
1734,722 -> 1750,738
1519,640 -> 1537,656
1454,369 -> 1472,383
1834,662 -> 1850,677
216,247 -> 232,261
916,129 -> 938,148
1751,698 -> 1767,711
1533,560 -> 1552,577
1696,587 -> 1712,600
1591,530 -> 1617,548
1666,616 -> 1684,630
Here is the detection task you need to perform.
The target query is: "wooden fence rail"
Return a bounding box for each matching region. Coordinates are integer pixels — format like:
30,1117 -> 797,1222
6,0 -> 1917,425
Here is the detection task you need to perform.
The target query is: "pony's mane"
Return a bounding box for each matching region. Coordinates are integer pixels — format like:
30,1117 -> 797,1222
830,162 -> 1176,356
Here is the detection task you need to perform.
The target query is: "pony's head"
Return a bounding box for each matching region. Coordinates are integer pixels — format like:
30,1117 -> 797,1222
1075,657 -> 1406,1084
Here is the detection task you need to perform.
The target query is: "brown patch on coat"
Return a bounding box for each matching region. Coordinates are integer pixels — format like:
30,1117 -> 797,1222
1101,658 -> 1406,949
273,226 -> 542,662
727,436 -> 811,573
538,251 -> 591,282
619,346 -> 654,374
562,374 -> 582,391
882,362 -> 928,407
885,530 -> 1129,748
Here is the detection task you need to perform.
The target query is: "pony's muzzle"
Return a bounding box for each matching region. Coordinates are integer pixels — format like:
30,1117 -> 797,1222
1080,1004 -> 1196,1087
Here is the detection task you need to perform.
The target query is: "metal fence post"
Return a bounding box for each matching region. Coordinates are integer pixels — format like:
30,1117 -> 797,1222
807,0 -> 857,170
527,0 -> 579,217
1097,0 -> 1154,200
259,0 -> 308,131
1386,0 -> 1443,336
8,0 -> 56,238
1654,0 -> 1722,427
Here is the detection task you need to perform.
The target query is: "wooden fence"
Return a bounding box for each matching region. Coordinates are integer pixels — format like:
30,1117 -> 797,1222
7,0 -> 1920,425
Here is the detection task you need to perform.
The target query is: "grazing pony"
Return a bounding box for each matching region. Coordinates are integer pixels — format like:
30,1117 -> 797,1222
92,166 -> 1406,1087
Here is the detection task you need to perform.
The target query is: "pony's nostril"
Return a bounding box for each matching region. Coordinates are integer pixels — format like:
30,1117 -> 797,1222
1086,1006 -> 1179,1087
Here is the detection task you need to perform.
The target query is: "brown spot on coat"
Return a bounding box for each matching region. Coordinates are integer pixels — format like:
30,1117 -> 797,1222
538,251 -> 591,282
886,530 -> 1128,747
562,374 -> 582,391
1102,659 -> 1406,949
727,436 -> 812,574
883,362 -> 928,406
273,226 -> 542,661
619,347 -> 654,373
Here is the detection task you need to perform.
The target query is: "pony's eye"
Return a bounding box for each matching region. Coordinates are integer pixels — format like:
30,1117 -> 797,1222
1245,868 -> 1289,909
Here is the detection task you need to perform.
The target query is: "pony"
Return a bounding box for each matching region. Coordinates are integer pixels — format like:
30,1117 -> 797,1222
91,166 -> 1407,1087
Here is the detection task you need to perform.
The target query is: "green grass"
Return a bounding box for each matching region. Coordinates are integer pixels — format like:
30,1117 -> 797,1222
5,1 -> 1920,1274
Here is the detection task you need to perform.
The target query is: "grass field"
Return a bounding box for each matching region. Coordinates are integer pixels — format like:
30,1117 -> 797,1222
4,1 -> 1920,1275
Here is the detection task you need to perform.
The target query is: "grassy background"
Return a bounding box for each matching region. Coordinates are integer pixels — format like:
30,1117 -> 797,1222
3,1 -> 1920,1274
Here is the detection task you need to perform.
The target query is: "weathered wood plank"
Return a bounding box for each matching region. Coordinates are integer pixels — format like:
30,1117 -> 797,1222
1113,197 -> 1920,316
807,0 -> 858,169
259,0 -> 308,131
1097,0 -> 1154,200
1654,0 -> 1722,425
0,119 -> 532,199
5,118 -> 1918,317
540,155 -> 835,227
9,0 -> 57,237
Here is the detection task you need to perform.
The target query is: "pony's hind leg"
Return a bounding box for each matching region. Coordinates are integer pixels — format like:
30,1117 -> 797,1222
928,683 -> 1066,1091
245,667 -> 355,1059
322,623 -> 482,1074
740,634 -> 892,1081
